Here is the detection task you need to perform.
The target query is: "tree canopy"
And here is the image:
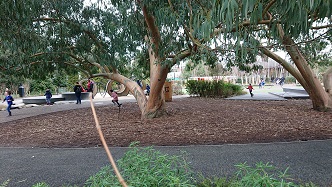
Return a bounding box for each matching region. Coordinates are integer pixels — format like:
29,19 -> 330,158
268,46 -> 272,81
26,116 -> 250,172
1,0 -> 332,115
1,1 -> 331,77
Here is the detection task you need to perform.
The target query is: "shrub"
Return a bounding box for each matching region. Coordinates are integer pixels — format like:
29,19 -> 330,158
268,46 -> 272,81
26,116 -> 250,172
32,150 -> 318,187
0,180 -> 9,187
185,80 -> 244,98
32,182 -> 50,187
197,162 -> 318,187
85,143 -> 195,187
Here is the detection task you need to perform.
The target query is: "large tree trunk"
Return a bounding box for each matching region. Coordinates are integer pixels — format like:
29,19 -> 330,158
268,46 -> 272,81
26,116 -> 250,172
143,66 -> 168,118
323,67 -> 332,96
107,57 -> 170,119
282,37 -> 332,111
138,4 -> 171,119
269,25 -> 332,111
142,38 -> 169,118
100,3 -> 179,119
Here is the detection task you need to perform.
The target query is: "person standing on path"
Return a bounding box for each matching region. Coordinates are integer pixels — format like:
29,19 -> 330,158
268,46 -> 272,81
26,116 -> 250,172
2,90 -> 14,116
110,89 -> 122,107
87,79 -> 95,99
44,89 -> 52,105
247,84 -> 254,97
74,82 -> 83,104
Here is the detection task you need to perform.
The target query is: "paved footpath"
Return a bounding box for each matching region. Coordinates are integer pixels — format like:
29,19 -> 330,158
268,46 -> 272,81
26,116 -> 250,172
0,93 -> 332,186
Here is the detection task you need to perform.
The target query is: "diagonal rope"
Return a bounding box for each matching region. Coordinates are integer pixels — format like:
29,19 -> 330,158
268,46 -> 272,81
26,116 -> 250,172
89,94 -> 128,187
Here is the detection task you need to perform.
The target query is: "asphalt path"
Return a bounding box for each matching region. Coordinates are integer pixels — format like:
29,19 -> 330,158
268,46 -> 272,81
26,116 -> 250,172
1,141 -> 332,187
0,93 -> 331,186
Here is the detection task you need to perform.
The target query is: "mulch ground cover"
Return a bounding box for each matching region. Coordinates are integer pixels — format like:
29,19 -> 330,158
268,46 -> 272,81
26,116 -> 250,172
0,97 -> 331,148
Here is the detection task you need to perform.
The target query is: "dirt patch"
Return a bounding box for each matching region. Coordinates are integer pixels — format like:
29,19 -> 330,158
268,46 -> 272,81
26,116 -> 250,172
0,97 -> 331,148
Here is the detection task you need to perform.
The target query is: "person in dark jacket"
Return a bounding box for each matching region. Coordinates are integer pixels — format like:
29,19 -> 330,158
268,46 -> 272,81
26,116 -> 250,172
44,89 -> 52,105
2,90 -> 14,116
73,82 -> 83,104
146,84 -> 150,95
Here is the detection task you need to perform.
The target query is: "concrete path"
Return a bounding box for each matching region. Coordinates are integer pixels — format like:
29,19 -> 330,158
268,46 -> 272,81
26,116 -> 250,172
226,92 -> 287,100
1,92 -> 331,186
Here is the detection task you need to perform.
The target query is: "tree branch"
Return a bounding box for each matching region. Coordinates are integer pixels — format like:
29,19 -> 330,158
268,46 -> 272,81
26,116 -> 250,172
141,5 -> 161,52
262,0 -> 276,18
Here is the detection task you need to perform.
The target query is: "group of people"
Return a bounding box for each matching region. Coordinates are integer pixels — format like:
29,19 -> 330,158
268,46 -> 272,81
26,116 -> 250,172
73,79 -> 121,107
73,79 -> 95,104
3,78 -> 144,117
247,79 -> 268,97
41,79 -> 95,106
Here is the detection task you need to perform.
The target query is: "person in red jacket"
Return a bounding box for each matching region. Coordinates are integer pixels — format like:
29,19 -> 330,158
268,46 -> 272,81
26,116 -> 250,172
247,84 -> 254,97
87,79 -> 95,99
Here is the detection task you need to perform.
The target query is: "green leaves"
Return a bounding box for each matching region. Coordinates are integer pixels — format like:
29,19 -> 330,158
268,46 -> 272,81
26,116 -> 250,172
185,80 -> 243,98
85,144 -> 195,187
1,0 -> 331,84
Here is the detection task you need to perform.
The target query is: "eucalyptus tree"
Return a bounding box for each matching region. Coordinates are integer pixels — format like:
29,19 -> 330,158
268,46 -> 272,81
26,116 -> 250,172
109,0 -> 332,112
149,0 -> 332,111
1,0 -> 332,119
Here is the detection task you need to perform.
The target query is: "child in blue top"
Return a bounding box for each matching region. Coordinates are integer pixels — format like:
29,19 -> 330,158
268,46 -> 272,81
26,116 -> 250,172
2,90 -> 14,116
44,89 -> 52,105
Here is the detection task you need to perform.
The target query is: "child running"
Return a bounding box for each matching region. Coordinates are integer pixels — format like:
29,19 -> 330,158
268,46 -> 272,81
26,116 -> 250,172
247,84 -> 254,97
110,89 -> 122,107
2,90 -> 14,116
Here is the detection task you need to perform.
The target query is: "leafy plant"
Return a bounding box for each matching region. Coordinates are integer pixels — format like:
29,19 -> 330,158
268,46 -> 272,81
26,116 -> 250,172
196,177 -> 231,187
233,162 -> 296,186
32,182 -> 50,187
0,179 -> 9,187
197,162 -> 318,187
85,143 -> 195,187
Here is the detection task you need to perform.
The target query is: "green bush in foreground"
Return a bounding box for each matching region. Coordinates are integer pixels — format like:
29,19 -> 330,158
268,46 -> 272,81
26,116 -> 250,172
0,180 -> 9,187
197,162 -> 318,187
32,182 -> 50,187
85,143 -> 195,187
31,145 -> 318,187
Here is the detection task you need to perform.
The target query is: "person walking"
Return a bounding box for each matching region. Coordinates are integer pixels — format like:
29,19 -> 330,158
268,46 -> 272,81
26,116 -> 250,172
2,90 -> 14,116
110,89 -> 122,107
74,82 -> 83,104
44,89 -> 52,105
247,84 -> 254,97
